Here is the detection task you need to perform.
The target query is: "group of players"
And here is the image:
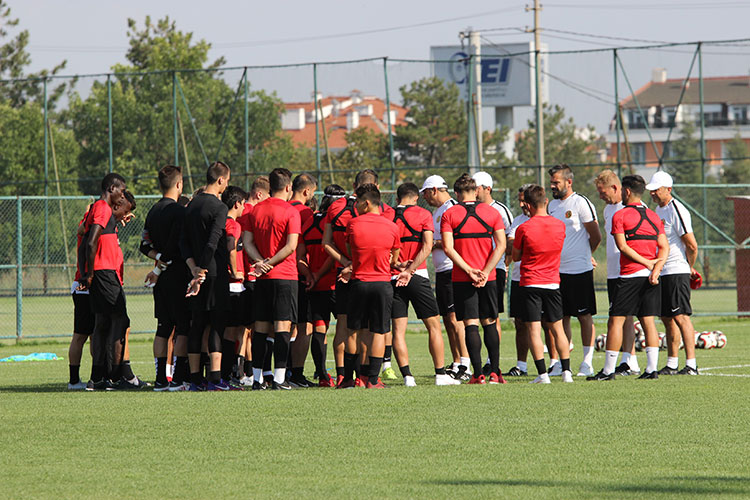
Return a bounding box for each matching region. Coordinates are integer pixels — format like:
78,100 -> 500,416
66,160 -> 700,391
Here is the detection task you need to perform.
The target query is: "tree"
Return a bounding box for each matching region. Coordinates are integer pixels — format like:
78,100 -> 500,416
721,132 -> 750,184
665,121 -> 702,184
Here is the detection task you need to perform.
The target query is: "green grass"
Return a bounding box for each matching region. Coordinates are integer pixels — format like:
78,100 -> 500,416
1,317 -> 749,499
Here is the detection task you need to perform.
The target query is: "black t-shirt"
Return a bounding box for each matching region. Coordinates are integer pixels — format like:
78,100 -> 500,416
141,197 -> 191,284
180,193 -> 229,278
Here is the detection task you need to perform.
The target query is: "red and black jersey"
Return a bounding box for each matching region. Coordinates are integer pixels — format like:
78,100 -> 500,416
612,204 -> 664,276
302,212 -> 336,291
440,201 -> 504,282
513,215 -> 566,287
82,199 -> 123,282
225,217 -> 244,283
250,197 -> 301,280
345,213 -> 400,282
290,200 -> 314,229
392,205 -> 434,275
237,203 -> 256,282
326,196 -> 395,261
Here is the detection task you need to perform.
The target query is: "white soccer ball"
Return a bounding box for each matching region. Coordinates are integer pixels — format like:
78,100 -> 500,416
635,334 -> 646,352
694,331 -> 701,347
697,331 -> 717,349
679,337 -> 685,350
595,334 -> 606,352
658,332 -> 667,350
714,331 -> 727,349
633,320 -> 644,336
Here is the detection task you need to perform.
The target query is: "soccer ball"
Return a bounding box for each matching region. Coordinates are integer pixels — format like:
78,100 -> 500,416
714,331 -> 727,349
658,332 -> 667,350
635,332 -> 646,352
679,337 -> 685,350
697,331 -> 717,349
633,320 -> 644,336
694,331 -> 701,347
595,334 -> 607,352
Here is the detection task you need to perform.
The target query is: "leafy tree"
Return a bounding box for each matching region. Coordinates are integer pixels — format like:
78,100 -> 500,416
665,121 -> 702,184
721,132 -> 750,185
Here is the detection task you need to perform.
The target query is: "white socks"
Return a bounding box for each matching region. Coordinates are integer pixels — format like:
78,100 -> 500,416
603,350 -> 619,375
460,356 -> 471,368
582,346 -> 594,366
273,368 -> 286,384
620,351 -> 630,366
667,356 -> 679,369
517,361 -> 528,372
646,347 -> 659,373
253,367 -> 263,382
686,358 -> 697,369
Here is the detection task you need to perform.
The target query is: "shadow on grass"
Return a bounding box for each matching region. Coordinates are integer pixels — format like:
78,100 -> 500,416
427,477 -> 750,495
0,383 -> 69,393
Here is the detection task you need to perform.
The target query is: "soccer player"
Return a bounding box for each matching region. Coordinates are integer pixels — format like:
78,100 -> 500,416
505,185 -> 532,376
473,171 -> 514,377
139,165 -> 192,391
511,184 -> 573,384
237,177 -> 271,384
67,203 -> 95,390
391,182 -> 460,386
299,184 -> 345,387
78,173 -> 128,390
288,173 -> 317,388
245,168 -> 301,391
322,169 -> 394,386
594,170 -> 641,376
180,161 -> 232,391
647,171 -> 700,375
588,175 -> 669,380
340,183 -> 400,389
420,175 -> 470,380
441,174 -> 506,385
221,185 -> 248,387
548,164 -> 601,377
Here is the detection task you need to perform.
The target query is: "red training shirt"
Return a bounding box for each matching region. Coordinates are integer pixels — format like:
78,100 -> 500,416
290,200 -> 314,228
611,204 -> 664,276
513,215 -> 566,287
83,199 -> 124,282
302,212 -> 336,291
392,205 -> 434,275
326,196 -> 396,261
238,203 -> 256,282
74,208 -> 90,282
345,213 -> 400,282
225,217 -> 244,283
250,197 -> 301,280
440,202 -> 504,282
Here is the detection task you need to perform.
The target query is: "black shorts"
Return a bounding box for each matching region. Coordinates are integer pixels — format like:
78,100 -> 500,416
660,274 -> 693,317
435,270 -> 455,316
453,280 -> 498,322
189,275 -> 229,312
607,278 -> 618,305
560,271 -> 597,316
90,270 -> 127,315
226,289 -> 246,328
309,290 -> 336,324
72,291 -> 94,336
242,281 -> 255,326
495,269 -> 507,314
609,277 -> 661,318
509,280 -> 523,319
253,279 -> 298,323
297,279 -> 311,324
347,280 -> 393,334
521,286 -> 564,323
335,275 -> 350,316
391,274 -> 440,320
153,274 -> 189,325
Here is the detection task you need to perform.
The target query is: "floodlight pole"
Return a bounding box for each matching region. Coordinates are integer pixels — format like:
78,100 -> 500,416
528,0 -> 545,184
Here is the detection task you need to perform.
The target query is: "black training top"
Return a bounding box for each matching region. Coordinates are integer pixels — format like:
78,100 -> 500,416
140,197 -> 191,283
179,192 -> 229,278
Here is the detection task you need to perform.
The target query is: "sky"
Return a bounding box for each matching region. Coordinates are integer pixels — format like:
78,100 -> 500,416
9,0 -> 750,134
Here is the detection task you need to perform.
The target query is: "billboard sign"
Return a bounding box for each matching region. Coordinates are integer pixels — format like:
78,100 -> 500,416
430,42 -> 548,107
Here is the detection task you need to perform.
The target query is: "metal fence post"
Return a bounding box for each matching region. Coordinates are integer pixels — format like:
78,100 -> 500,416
383,58 -> 396,190
107,74 -> 113,173
698,42 -> 708,277
173,71 -> 179,165
244,67 -> 249,190
16,196 -> 23,341
613,49 -> 622,177
466,54 -> 474,168
43,78 -> 49,293
313,63 -> 321,186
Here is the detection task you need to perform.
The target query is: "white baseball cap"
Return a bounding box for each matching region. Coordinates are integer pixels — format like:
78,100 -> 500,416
472,171 -> 493,188
645,171 -> 673,190
420,175 -> 448,192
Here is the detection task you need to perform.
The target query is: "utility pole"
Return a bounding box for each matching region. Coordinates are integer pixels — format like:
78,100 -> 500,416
527,1 -> 544,183
461,28 -> 483,173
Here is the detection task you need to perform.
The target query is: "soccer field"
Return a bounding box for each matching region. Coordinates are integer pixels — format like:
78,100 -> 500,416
1,317 -> 749,499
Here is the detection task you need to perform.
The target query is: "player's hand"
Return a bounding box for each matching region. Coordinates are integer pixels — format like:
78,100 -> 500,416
591,256 -> 597,269
473,275 -> 489,288
233,271 -> 245,281
120,213 -> 135,226
144,271 -> 159,288
191,266 -> 207,280
156,259 -> 170,271
77,275 -> 92,291
690,267 -> 700,280
644,259 -> 657,271
468,268 -> 484,285
338,265 -> 352,283
251,260 -> 273,276
396,270 -> 413,287
649,268 -> 660,285
185,277 -> 203,297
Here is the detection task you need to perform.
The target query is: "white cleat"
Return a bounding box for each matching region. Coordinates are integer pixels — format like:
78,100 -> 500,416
67,381 -> 87,390
576,362 -> 594,377
435,373 -> 461,386
562,370 -> 574,383
239,375 -> 254,387
569,342 -> 575,352
530,373 -> 551,384
548,363 -> 563,376
404,375 -> 417,387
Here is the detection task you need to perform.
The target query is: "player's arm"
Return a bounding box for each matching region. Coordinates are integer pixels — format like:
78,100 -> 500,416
442,230 -> 476,276
80,224 -> 103,289
681,231 -> 699,270
390,248 -> 401,269
322,222 -> 351,267
266,232 -> 299,267
296,240 -> 315,288
584,220 -> 602,252
403,230 -> 433,275
197,206 -> 228,272
511,228 -> 523,262
226,235 -> 241,280
650,233 -> 670,284
483,228 -> 506,277
139,228 -> 155,258
505,236 -> 514,267
314,256 -> 336,283
614,233 -> 660,270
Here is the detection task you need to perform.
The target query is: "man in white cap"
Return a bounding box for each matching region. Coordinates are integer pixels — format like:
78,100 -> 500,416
647,171 -> 700,375
548,164 -> 601,377
421,175 -> 471,380
472,171 -> 514,378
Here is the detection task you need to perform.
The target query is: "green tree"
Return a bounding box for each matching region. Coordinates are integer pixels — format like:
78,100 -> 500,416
665,121 -> 702,184
721,132 -> 750,184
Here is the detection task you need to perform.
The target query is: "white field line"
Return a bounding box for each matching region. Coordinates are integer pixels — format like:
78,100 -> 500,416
699,364 -> 750,377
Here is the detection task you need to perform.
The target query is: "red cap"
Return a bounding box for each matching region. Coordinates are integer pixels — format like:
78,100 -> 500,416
690,271 -> 703,290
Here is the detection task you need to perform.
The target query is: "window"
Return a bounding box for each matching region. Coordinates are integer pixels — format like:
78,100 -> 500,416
626,109 -> 647,128
630,143 -> 646,166
731,105 -> 749,124
663,107 -> 677,127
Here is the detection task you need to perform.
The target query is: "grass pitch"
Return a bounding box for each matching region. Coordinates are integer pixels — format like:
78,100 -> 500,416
1,317 -> 750,499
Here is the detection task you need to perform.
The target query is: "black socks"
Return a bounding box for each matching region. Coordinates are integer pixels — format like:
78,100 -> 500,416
465,324 -> 482,375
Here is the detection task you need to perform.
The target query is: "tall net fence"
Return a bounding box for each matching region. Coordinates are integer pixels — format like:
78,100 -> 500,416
2,40 -> 750,338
